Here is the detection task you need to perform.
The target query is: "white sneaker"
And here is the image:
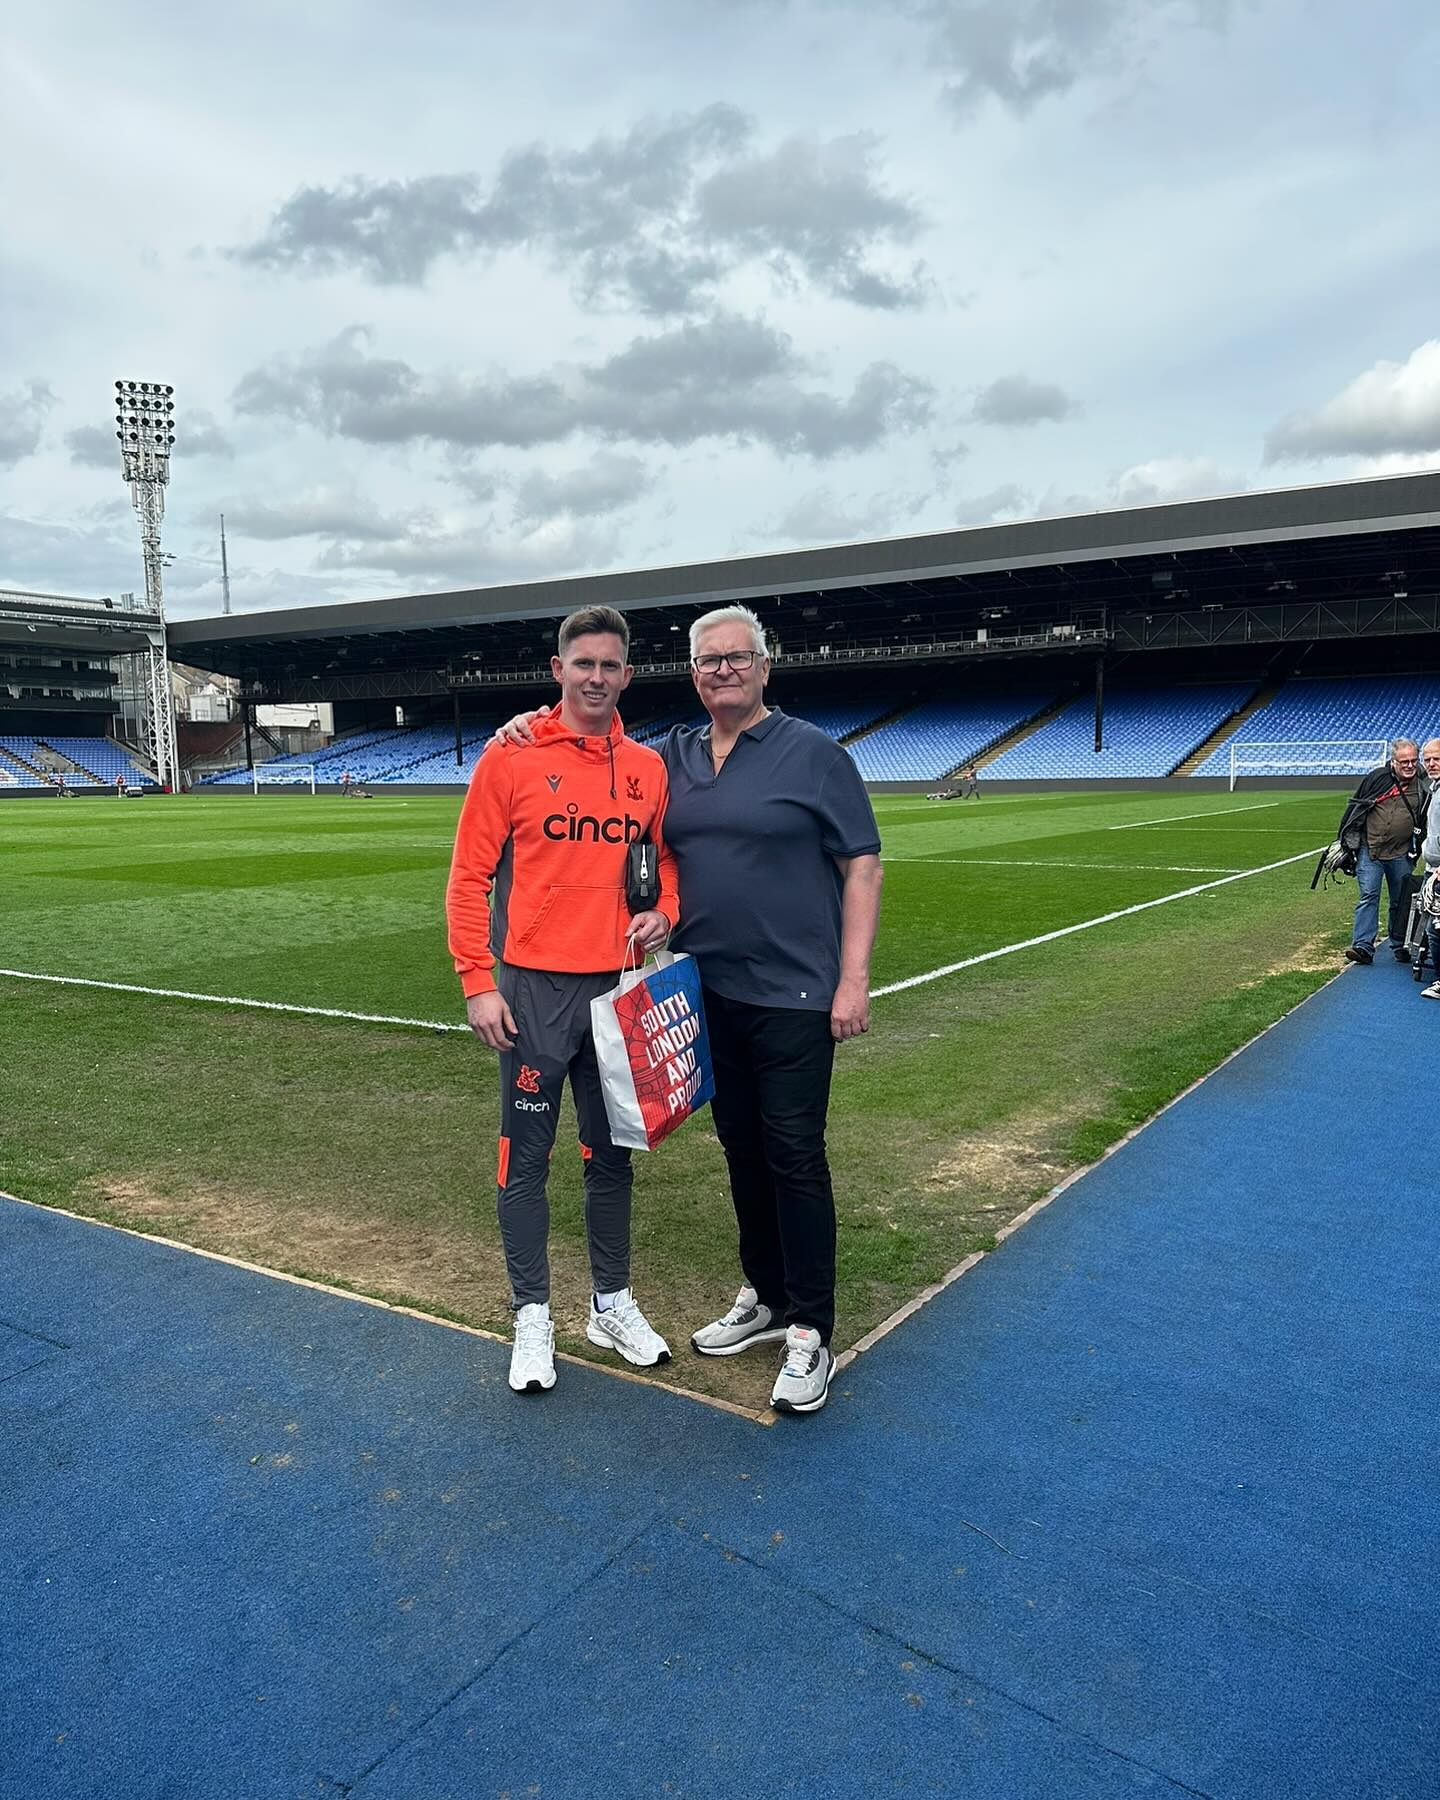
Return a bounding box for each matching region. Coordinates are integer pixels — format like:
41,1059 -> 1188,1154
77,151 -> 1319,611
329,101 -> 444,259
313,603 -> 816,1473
1422,980 -> 1440,1000
585,1289 -> 671,1367
509,1302 -> 556,1393
770,1326 -> 835,1415
690,1285 -> 788,1357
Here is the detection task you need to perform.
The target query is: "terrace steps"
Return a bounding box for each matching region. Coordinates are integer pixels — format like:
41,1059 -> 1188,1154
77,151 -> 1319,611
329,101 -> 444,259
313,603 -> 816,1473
38,740 -> 104,786
1172,681 -> 1279,776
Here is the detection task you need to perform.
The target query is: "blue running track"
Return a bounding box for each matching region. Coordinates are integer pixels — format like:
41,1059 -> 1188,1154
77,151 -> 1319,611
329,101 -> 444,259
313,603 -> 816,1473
2,961 -> 1436,1798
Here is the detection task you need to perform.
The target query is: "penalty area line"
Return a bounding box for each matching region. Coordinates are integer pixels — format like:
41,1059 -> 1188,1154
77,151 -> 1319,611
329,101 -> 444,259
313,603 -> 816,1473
870,844 -> 1324,998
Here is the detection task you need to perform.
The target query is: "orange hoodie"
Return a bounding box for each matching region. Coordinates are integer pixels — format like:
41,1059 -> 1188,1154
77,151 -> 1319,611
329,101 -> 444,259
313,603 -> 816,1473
446,707 -> 680,998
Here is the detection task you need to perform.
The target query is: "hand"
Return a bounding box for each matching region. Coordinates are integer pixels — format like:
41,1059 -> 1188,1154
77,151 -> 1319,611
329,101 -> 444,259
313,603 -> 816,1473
831,975 -> 870,1042
492,708 -> 547,748
625,909 -> 671,955
466,990 -> 517,1050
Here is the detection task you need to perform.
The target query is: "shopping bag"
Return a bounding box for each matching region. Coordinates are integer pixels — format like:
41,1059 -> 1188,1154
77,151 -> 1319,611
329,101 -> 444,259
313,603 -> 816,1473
590,949 -> 715,1151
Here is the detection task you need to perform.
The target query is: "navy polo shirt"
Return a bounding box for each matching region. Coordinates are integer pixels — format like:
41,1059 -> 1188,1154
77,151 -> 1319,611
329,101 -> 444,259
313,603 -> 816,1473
661,709 -> 881,1011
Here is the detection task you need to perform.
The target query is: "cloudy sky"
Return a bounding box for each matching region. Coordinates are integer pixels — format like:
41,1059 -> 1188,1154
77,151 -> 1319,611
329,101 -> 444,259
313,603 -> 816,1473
3,0 -> 1438,619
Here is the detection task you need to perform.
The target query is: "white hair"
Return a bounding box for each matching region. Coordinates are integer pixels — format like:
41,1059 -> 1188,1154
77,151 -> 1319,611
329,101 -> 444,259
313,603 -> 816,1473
689,605 -> 768,661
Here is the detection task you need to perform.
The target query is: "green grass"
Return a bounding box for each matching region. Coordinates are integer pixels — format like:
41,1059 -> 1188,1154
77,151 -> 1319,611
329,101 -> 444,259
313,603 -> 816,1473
0,786 -> 1350,1410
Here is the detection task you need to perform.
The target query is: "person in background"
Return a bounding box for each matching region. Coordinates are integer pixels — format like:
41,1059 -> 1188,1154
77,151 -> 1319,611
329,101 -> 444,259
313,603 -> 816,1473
1420,768 -> 1440,1000
1419,739 -> 1440,794
957,763 -> 980,799
1339,738 -> 1427,966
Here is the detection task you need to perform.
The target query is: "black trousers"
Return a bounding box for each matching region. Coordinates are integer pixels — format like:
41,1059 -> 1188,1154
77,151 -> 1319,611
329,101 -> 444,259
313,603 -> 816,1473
704,987 -> 837,1344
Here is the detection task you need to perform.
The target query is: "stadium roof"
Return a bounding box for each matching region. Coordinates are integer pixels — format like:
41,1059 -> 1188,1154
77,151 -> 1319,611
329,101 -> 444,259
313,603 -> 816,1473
168,471 -> 1440,692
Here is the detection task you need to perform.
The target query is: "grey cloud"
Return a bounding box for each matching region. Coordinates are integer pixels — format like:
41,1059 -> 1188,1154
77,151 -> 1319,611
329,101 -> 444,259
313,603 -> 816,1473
68,408 -> 231,469
66,424 -> 118,469
512,453 -> 655,525
232,317 -> 935,460
907,0 -> 1235,120
1264,341 -> 1440,462
0,510 -> 130,595
315,518 -> 627,592
226,491 -> 409,542
231,107 -> 927,315
761,481 -> 937,547
694,134 -> 928,309
0,380 -> 55,468
185,411 -> 236,458
969,373 -> 1076,426
952,482 -> 1030,523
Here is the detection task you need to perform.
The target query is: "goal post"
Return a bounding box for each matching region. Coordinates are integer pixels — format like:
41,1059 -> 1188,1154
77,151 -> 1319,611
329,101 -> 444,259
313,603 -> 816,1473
252,763 -> 317,795
1227,738 -> 1387,791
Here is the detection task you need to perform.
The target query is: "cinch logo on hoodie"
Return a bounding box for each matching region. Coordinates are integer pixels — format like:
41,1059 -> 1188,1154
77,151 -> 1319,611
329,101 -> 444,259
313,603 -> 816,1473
445,706 -> 680,999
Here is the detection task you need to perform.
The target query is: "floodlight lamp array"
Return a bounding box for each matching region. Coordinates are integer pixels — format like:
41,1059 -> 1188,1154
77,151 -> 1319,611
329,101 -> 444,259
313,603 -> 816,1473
114,379 -> 176,480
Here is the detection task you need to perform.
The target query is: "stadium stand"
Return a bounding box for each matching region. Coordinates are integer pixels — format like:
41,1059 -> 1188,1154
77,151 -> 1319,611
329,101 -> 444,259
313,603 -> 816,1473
1192,673 -> 1440,776
983,682 -> 1256,779
787,702 -> 893,741
0,734 -> 156,788
845,692 -> 1056,781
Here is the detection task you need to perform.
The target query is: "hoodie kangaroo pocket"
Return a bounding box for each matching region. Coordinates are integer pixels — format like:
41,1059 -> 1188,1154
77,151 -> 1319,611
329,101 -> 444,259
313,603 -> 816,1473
513,884 -> 624,953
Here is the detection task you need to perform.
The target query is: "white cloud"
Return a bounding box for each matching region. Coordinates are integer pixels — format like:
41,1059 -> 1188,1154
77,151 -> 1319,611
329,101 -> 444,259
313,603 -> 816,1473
1264,341 -> 1440,462
0,380 -> 55,468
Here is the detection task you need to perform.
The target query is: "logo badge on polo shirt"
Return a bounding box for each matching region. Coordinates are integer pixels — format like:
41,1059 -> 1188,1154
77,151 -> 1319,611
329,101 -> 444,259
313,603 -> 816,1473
545,774 -> 562,792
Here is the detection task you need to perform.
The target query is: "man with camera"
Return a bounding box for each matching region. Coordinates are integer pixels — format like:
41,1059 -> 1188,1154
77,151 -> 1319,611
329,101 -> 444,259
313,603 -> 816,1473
447,606 -> 678,1395
1339,739 -> 1428,966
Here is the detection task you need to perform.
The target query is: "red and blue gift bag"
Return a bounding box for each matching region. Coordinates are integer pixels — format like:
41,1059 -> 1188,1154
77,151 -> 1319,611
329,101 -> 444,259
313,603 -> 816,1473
589,950 -> 715,1151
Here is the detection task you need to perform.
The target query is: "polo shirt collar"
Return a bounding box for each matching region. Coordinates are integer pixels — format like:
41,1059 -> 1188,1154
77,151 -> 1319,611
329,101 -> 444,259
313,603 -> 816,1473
704,707 -> 785,744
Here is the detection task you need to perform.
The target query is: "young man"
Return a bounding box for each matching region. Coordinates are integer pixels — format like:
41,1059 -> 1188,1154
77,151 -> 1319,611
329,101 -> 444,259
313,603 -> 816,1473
447,606 -> 679,1395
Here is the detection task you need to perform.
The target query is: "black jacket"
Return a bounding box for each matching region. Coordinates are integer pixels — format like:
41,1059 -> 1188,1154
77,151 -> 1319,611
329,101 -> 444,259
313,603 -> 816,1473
1337,765 -> 1429,854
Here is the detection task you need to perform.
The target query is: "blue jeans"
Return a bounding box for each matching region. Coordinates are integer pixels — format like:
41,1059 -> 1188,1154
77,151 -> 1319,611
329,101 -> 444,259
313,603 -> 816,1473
1353,844 -> 1412,950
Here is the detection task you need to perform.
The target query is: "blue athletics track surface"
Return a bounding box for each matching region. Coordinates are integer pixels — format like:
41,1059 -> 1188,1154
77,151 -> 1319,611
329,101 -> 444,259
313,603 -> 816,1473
2,960 -> 1436,1800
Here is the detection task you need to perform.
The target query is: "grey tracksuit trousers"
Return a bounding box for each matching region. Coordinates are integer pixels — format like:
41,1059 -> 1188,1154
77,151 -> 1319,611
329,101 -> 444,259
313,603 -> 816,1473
494,964 -> 631,1308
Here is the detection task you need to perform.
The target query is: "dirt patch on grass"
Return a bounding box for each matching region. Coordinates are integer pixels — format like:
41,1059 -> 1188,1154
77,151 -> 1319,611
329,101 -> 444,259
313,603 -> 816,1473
1239,934 -> 1339,987
920,1105 -> 1086,1209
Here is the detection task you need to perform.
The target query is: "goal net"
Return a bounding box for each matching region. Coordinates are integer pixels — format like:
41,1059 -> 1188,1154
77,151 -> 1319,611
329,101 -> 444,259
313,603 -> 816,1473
252,763 -> 317,795
1227,738 -> 1387,790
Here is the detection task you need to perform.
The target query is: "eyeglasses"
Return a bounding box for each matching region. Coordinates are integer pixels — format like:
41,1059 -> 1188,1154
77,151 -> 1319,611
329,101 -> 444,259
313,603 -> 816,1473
693,650 -> 760,673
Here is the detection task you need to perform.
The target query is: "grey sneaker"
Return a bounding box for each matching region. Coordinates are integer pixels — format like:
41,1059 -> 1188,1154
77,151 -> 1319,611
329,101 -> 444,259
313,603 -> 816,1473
585,1289 -> 671,1367
690,1285 -> 788,1358
770,1326 -> 835,1416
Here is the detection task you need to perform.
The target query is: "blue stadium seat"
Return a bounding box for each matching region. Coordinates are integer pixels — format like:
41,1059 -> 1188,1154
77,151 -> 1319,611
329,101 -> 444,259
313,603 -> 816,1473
845,693 -> 1055,781
1192,675 -> 1440,776
983,683 -> 1255,780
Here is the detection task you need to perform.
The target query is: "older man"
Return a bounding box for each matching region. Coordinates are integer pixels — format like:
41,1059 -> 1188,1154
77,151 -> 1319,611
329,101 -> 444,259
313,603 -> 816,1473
1339,738 -> 1427,966
495,605 -> 883,1415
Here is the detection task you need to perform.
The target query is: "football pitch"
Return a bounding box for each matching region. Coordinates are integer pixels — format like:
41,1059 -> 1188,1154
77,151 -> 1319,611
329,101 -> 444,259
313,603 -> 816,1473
0,786 -> 1348,1410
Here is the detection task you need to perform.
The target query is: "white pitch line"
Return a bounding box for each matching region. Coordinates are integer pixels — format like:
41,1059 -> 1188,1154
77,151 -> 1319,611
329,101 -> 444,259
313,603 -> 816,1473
888,857 -> 1243,874
870,845 -> 1323,997
0,969 -> 469,1032
1107,801 -> 1281,830
0,843 -> 1323,1026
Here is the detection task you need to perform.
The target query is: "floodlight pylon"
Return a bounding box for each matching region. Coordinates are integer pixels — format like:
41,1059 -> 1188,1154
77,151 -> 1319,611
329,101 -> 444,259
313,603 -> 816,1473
115,379 -> 182,792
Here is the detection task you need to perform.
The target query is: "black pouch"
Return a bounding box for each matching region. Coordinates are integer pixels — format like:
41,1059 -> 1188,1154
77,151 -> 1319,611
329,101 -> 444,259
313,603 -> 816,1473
626,837 -> 660,913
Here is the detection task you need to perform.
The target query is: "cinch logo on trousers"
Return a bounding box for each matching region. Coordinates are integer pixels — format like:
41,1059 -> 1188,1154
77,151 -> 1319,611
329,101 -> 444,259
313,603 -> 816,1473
542,805 -> 644,843
515,1065 -> 541,1093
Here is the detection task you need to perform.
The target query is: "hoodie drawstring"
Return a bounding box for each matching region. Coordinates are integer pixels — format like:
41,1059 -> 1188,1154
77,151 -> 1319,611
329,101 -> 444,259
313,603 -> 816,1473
606,735 -> 616,800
